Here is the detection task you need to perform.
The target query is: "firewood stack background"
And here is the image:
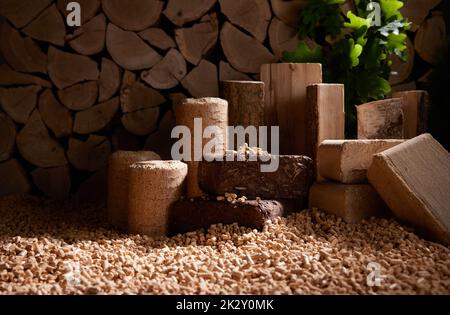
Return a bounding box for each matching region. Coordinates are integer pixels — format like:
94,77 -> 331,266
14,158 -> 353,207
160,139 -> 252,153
0,0 -> 446,202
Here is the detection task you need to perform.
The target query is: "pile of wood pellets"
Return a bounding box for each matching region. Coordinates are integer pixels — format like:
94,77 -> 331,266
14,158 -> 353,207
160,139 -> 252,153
0,196 -> 449,295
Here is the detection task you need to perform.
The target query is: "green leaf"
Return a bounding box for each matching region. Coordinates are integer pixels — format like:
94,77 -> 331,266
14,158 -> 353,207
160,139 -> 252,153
349,39 -> 363,67
326,0 -> 346,4
385,33 -> 407,56
282,41 -> 323,63
380,0 -> 404,20
344,11 -> 371,30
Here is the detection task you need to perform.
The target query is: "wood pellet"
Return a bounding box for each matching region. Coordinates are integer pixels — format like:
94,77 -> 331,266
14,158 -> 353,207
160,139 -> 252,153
0,196 -> 449,295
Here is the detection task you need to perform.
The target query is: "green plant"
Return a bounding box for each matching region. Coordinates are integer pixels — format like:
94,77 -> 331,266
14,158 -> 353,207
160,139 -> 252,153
283,0 -> 410,136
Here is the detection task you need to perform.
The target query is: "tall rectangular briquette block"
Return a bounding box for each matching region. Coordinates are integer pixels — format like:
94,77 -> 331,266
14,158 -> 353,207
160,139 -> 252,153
261,63 -> 322,155
305,84 -> 345,162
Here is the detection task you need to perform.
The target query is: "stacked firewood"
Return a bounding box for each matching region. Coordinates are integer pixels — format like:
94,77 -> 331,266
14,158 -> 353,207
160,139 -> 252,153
0,0 -> 302,201
391,0 -> 445,91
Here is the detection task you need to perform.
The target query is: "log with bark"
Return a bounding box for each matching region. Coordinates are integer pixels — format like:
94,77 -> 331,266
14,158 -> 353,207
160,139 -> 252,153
392,90 -> 430,139
220,80 -> 265,128
357,98 -> 404,140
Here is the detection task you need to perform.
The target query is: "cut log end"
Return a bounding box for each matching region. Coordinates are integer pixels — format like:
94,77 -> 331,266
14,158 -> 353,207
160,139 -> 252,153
68,135 -> 111,172
102,0 -> 163,31
38,89 -> 73,138
181,59 -> 219,97
58,81 -> 99,111
99,58 -> 122,102
23,4 -> 66,47
175,13 -> 218,65
67,14 -> 106,56
121,107 -> 160,136
141,49 -> 187,89
106,23 -> 162,70
121,80 -> 166,113
221,22 -> 276,73
48,46 -> 99,89
220,0 -> 272,42
16,110 -> 67,168
138,28 -> 176,50
164,0 -> 217,26
0,85 -> 42,124
0,20 -> 47,74
73,97 -> 119,134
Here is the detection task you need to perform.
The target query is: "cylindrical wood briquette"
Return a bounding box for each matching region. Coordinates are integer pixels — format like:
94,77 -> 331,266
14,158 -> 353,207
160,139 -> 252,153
174,97 -> 228,197
128,160 -> 188,236
107,150 -> 161,230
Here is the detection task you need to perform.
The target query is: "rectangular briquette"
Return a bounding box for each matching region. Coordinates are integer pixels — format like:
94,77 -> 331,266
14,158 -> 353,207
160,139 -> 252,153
368,134 -> 450,244
317,139 -> 404,184
309,182 -> 389,223
168,198 -> 294,234
198,151 -> 314,200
